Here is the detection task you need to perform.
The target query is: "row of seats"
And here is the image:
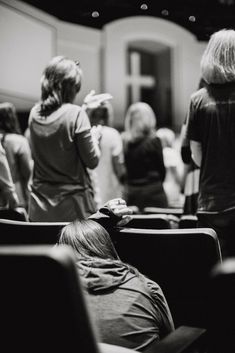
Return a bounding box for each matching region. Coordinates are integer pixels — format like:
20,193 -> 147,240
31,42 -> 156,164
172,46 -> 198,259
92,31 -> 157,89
0,208 -> 198,229
0,244 -> 207,353
0,217 -> 221,328
0,242 -> 234,353
0,212 -> 233,352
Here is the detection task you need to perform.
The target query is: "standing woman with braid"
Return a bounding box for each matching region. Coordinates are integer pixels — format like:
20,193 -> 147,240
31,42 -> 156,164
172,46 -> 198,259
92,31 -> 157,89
28,56 -> 111,222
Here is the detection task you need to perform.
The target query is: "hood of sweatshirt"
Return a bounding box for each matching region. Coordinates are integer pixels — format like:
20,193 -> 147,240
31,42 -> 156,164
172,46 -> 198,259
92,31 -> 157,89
76,258 -> 137,292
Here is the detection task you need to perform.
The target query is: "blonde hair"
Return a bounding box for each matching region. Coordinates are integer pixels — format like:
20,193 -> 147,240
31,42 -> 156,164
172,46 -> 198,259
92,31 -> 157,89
201,29 -> 235,84
124,102 -> 156,141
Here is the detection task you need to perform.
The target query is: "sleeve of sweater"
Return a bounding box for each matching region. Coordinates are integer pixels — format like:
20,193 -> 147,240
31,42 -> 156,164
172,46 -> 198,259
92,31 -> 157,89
144,276 -> 175,337
88,205 -> 121,233
74,106 -> 100,169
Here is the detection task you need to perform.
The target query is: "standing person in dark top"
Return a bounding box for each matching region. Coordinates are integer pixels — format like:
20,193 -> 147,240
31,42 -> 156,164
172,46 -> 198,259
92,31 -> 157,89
122,102 -> 167,210
187,29 -> 235,258
58,198 -> 174,352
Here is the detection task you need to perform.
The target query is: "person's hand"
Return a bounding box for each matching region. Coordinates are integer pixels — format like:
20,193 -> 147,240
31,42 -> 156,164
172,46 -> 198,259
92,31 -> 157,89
83,90 -> 113,109
104,198 -> 133,226
7,191 -> 19,209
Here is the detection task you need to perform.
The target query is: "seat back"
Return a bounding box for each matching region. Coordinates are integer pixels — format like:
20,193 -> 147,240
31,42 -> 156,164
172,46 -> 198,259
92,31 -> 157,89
0,245 -> 100,353
179,215 -> 198,228
0,218 -> 68,244
0,207 -> 28,221
126,214 -> 179,229
207,258 -> 235,353
111,227 -> 222,328
143,207 -> 183,216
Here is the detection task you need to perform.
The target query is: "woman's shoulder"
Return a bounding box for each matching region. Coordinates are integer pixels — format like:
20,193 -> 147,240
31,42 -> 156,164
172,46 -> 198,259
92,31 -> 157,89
138,273 -> 165,298
4,133 -> 28,144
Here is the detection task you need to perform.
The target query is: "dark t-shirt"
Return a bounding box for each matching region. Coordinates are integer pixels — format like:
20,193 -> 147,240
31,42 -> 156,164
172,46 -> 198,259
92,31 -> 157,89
123,135 -> 166,184
188,83 -> 235,212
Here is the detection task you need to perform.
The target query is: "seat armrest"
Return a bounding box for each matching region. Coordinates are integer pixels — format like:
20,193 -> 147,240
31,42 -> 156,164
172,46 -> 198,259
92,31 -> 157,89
143,326 -> 207,353
98,342 -> 140,353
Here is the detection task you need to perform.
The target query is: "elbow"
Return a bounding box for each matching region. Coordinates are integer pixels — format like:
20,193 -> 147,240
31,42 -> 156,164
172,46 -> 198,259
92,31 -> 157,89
86,156 -> 100,169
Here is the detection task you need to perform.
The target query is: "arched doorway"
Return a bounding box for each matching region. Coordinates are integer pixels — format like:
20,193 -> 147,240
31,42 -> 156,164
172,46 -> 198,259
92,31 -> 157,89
126,40 -> 172,127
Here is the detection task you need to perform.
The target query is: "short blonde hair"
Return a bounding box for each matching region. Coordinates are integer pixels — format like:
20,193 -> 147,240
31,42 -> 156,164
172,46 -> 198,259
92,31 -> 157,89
201,29 -> 235,84
124,102 -> 156,141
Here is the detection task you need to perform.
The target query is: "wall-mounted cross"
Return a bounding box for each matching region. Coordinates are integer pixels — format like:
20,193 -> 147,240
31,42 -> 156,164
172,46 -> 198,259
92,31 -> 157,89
125,51 -> 156,103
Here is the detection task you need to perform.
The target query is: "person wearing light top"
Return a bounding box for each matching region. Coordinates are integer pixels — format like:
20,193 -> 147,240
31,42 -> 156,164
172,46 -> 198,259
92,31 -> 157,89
88,102 -> 126,207
28,56 -> 111,221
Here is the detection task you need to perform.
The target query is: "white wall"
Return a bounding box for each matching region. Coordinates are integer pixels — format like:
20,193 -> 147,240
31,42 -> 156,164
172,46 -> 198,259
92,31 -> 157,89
57,22 -> 102,106
103,17 -> 207,130
0,0 -> 207,131
0,0 -> 102,110
0,0 -> 57,110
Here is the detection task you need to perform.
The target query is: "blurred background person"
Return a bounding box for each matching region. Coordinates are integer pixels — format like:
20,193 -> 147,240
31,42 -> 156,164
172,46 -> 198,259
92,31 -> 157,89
0,140 -> 19,210
0,102 -> 32,212
156,127 -> 184,208
88,101 -> 126,208
122,102 -> 167,210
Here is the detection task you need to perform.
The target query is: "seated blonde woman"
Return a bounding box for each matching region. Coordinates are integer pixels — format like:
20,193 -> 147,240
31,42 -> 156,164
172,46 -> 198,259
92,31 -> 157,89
58,198 -> 174,352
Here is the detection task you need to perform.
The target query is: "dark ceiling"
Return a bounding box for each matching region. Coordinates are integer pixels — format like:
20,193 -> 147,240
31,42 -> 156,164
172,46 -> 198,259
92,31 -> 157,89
21,0 -> 235,41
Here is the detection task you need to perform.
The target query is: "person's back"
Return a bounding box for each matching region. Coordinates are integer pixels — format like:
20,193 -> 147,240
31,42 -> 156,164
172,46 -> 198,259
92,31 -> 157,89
29,104 -> 95,186
78,258 -> 174,351
122,102 -> 167,209
189,85 -> 235,209
28,56 -> 107,222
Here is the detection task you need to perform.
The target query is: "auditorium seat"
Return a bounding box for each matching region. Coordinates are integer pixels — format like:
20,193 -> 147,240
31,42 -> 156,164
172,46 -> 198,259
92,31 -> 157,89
143,207 -> 183,217
0,207 -> 28,221
206,258 -> 235,353
111,227 -> 222,328
179,215 -> 198,228
125,214 -> 179,229
0,218 -> 67,244
0,245 -> 206,353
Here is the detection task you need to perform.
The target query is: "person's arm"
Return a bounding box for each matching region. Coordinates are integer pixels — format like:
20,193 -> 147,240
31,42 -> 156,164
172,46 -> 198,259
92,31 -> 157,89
111,130 -> 126,183
89,198 -> 133,231
145,276 -> 175,337
74,106 -> 100,169
155,137 -> 166,181
18,137 -> 32,182
0,145 -> 19,208
190,140 -> 202,167
112,155 -> 126,183
180,122 -> 192,164
187,95 -> 202,167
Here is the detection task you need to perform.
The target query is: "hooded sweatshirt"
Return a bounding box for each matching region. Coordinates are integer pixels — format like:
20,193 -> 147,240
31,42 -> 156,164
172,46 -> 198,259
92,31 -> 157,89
77,258 -> 174,352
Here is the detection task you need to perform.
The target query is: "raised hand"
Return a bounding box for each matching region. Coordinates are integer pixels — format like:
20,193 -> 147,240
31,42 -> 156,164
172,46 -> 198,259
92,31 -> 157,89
83,90 -> 113,109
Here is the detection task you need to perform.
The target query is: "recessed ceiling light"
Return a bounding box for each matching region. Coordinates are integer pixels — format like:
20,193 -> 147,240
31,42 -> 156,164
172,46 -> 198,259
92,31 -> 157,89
161,9 -> 169,16
140,4 -> 148,10
189,15 -> 196,22
92,11 -> 99,18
